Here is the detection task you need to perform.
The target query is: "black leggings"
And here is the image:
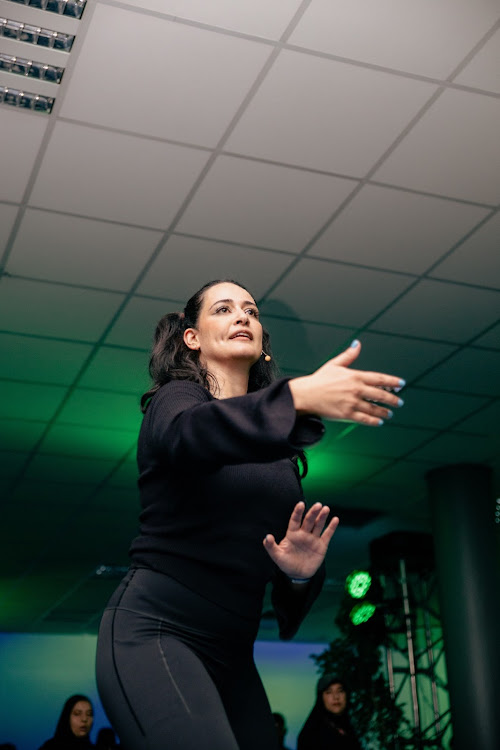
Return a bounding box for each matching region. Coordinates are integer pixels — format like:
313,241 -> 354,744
96,567 -> 280,750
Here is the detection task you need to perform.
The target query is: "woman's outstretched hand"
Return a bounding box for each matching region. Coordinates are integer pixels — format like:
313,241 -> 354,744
263,501 -> 339,580
288,339 -> 405,426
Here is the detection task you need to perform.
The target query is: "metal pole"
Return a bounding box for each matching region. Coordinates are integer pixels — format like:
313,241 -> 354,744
422,577 -> 441,737
399,558 -> 421,746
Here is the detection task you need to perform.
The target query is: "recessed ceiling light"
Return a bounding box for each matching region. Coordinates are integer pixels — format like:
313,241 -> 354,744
0,51 -> 64,82
0,16 -> 75,51
0,84 -> 54,111
5,0 -> 86,20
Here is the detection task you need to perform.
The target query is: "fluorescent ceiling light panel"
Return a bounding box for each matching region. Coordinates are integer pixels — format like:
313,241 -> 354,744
5,0 -> 86,20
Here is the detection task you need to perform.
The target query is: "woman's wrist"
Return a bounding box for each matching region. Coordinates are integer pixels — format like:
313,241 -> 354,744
288,376 -> 315,415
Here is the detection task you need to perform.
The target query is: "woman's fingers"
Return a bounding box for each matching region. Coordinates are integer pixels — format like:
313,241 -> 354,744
321,515 -> 340,546
329,339 -> 362,367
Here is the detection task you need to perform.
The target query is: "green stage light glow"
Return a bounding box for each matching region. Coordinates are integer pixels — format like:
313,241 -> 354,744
350,601 -> 376,625
346,570 -> 372,599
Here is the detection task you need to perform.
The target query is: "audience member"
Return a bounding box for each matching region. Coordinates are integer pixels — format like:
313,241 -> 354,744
297,675 -> 361,750
272,713 -> 292,750
38,694 -> 94,750
95,728 -> 119,750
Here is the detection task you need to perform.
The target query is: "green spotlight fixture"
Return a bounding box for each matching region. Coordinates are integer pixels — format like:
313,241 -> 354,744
346,570 -> 372,599
349,601 -> 376,626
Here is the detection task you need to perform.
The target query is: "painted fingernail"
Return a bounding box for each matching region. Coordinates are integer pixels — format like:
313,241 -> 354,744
350,339 -> 360,348
397,398 -> 404,407
398,379 -> 406,387
378,419 -> 384,426
387,410 -> 394,419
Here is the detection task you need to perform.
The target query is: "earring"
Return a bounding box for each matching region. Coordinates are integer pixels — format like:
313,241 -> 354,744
262,351 -> 271,362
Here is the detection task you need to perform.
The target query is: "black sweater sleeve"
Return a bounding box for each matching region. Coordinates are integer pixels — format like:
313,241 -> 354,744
143,378 -> 324,467
271,563 -> 326,640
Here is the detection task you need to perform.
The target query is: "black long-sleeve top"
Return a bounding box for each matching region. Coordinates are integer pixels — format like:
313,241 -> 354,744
129,378 -> 326,638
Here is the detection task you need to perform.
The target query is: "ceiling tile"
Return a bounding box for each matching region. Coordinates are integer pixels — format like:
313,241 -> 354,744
408,431 -> 499,464
116,0 -> 302,38
0,419 -> 47,452
353,332 -> 458,382
474,322 -> 500,349
261,258 -> 413,326
38,423 -> 136,460
304,450 -> 391,489
105,296 -> 178,349
370,279 -> 500,343
226,50 -> 436,175
29,122 -> 210,229
308,185 -> 489,273
8,209 -> 163,291
429,211 -> 500,289
56,389 -> 142,432
330,424 -> 435,459
78,347 -> 150,394
106,459 -> 139,489
9,479 -> 93,508
0,334 -> 92,384
417,347 -> 500,397
137,235 -> 293,300
454,399 -> 500,435
288,0 -> 500,79
0,277 -> 125,340
0,450 -> 29,478
375,89 -> 500,204
0,381 -> 66,421
369,459 -> 438,492
396,388 -> 489,430
0,203 -> 18,254
0,109 -> 48,202
24,454 -> 119,485
454,27 -> 500,94
177,155 -> 357,252
60,5 -> 272,145
264,317 -> 354,371
92,486 -> 138,512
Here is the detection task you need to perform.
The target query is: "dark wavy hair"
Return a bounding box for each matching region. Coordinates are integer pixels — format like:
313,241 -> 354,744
140,279 -> 278,411
141,279 -> 308,476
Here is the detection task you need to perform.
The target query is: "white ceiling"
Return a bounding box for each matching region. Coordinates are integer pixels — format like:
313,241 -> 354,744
0,0 -> 499,641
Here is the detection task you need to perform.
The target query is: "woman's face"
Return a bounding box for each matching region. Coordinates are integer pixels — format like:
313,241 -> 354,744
184,282 -> 263,370
69,700 -> 93,738
322,683 -> 347,716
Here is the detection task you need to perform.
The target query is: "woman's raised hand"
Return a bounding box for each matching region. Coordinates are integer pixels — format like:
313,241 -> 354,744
288,340 -> 405,426
263,501 -> 339,580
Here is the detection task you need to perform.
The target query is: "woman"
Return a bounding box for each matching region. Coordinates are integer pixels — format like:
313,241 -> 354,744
297,676 -> 361,750
38,695 -> 94,750
96,280 -> 404,750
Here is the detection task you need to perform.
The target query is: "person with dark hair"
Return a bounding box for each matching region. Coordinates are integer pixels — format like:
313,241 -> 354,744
96,279 -> 404,750
272,712 -> 292,750
38,695 -> 94,750
297,676 -> 361,750
95,728 -> 119,750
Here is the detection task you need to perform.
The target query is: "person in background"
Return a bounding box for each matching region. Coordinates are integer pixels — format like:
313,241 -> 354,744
96,279 -> 404,750
297,676 -> 361,750
95,728 -> 119,750
272,713 -> 292,750
38,694 -> 94,750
